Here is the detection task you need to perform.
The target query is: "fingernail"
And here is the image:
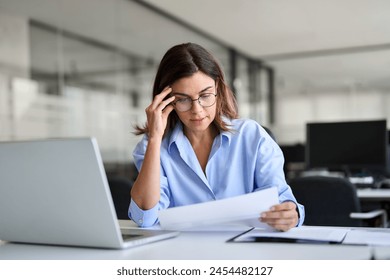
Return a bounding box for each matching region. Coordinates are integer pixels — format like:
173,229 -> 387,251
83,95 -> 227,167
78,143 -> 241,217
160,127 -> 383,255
261,213 -> 266,218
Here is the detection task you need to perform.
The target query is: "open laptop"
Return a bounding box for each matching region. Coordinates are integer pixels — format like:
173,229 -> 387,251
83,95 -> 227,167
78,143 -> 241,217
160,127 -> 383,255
0,137 -> 178,249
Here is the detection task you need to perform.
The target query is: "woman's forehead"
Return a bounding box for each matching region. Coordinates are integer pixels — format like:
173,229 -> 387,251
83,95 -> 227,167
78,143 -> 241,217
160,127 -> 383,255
171,72 -> 215,94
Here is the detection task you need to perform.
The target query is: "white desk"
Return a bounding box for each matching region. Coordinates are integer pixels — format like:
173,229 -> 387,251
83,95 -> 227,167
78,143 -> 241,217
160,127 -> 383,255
357,188 -> 390,201
1,223 -> 389,260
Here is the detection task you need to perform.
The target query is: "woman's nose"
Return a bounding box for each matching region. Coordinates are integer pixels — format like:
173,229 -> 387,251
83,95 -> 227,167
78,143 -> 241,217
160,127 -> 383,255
190,99 -> 203,113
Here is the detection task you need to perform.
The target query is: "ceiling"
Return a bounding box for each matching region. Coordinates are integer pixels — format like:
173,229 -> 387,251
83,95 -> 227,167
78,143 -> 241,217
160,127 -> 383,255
145,0 -> 390,57
1,0 -> 390,94
143,0 -> 390,94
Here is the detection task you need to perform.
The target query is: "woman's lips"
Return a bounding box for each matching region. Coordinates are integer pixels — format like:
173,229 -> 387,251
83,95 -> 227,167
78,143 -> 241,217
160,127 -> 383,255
190,117 -> 205,124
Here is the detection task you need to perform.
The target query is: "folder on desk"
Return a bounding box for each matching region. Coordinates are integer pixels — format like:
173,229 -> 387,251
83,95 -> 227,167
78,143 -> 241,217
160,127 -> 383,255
229,226 -> 390,246
228,226 -> 349,244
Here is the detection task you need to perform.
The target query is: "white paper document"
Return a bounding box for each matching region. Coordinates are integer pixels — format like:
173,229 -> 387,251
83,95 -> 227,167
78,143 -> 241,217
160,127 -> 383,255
158,187 -> 279,230
343,229 -> 390,246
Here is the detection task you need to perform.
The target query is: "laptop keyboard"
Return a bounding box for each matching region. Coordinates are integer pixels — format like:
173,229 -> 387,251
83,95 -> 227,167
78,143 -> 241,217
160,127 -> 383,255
122,234 -> 142,241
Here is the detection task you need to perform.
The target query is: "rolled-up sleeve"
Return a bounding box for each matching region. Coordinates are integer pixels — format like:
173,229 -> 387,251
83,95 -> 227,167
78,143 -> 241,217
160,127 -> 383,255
128,199 -> 159,227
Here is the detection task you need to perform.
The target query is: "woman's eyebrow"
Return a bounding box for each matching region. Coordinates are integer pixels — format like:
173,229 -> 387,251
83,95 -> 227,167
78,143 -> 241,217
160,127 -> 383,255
199,86 -> 213,93
172,86 -> 214,96
171,92 -> 189,97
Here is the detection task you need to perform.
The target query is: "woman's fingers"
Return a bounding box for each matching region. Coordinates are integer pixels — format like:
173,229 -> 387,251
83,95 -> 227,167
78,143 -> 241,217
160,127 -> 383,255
150,86 -> 173,109
156,95 -> 175,111
146,86 -> 174,113
145,86 -> 176,139
259,202 -> 298,231
162,103 -> 175,119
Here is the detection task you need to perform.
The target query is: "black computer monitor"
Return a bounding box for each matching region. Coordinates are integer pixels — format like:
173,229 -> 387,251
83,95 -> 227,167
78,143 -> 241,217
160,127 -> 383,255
306,120 -> 388,172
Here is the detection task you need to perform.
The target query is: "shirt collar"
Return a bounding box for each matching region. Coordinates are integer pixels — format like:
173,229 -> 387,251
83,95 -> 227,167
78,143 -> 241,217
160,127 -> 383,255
220,116 -> 233,146
167,117 -> 233,153
168,122 -> 184,153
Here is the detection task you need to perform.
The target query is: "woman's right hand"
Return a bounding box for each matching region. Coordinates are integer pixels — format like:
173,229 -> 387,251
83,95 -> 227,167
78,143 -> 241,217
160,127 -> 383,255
145,86 -> 175,140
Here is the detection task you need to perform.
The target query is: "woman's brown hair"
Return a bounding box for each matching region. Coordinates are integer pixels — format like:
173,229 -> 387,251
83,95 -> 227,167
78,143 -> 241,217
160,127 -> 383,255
135,43 -> 238,136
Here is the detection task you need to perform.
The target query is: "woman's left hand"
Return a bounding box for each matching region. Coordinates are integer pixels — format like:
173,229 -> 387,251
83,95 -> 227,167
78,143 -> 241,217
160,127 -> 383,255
260,201 -> 298,231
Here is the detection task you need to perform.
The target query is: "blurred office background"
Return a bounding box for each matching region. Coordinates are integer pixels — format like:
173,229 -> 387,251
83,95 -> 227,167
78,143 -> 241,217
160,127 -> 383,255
1,0 -> 390,179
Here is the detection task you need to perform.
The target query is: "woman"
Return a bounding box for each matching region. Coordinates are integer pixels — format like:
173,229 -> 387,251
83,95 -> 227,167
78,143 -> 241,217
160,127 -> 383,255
129,43 -> 304,231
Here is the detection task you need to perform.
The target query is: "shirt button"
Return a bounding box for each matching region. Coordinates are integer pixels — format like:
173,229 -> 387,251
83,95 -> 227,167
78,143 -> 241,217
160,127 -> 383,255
138,219 -> 143,224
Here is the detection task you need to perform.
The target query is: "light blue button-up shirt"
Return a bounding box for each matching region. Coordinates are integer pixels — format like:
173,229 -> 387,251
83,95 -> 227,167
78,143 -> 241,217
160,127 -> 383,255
129,118 -> 305,227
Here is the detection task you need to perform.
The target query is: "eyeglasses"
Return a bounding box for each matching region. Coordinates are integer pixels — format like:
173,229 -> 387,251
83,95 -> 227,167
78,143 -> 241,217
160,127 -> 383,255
172,93 -> 217,112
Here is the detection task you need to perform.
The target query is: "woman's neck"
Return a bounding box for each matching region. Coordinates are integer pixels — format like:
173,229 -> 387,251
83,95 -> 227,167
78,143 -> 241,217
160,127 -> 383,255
184,124 -> 218,148
184,124 -> 219,173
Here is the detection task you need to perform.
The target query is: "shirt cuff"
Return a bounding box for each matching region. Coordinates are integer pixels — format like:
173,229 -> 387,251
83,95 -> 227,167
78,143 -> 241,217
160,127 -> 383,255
128,198 -> 159,227
296,203 -> 305,227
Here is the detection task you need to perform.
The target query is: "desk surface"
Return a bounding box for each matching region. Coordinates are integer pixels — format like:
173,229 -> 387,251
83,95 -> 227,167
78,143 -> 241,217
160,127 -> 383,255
1,223 -> 389,260
357,188 -> 390,200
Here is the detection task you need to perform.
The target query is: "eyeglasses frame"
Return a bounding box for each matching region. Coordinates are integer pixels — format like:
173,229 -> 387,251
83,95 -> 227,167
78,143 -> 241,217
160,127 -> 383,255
172,93 -> 217,112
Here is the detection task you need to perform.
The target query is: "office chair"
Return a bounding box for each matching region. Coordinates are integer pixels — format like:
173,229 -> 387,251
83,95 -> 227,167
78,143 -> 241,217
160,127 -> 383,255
107,176 -> 133,220
289,176 -> 387,227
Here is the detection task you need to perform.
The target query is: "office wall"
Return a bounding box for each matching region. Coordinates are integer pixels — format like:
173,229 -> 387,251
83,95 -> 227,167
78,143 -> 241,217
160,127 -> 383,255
270,49 -> 390,144
0,11 -> 147,162
0,12 -> 29,78
273,83 -> 390,144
